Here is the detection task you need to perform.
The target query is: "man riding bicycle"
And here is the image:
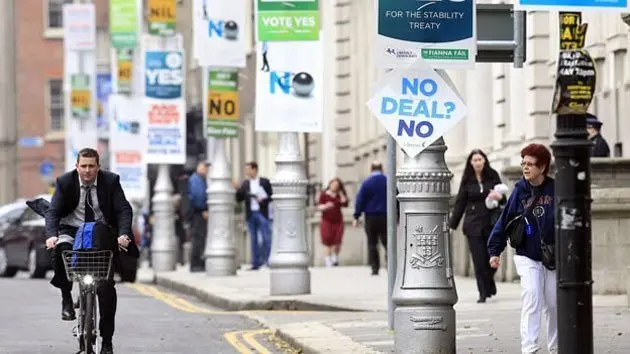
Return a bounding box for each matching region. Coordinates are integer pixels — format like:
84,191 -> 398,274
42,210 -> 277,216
45,148 -> 134,354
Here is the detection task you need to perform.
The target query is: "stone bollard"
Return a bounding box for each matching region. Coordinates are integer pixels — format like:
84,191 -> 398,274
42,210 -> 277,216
268,132 -> 311,295
392,137 -> 458,353
204,139 -> 237,276
150,164 -> 178,272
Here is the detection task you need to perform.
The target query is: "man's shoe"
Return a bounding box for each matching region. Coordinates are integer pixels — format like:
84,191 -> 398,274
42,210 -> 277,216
100,341 -> 113,354
61,301 -> 76,321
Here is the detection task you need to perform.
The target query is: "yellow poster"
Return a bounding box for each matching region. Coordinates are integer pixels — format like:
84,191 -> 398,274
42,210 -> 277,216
147,0 -> 176,36
207,91 -> 239,121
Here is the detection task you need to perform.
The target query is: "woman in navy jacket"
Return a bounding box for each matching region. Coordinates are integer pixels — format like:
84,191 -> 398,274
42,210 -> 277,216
487,143 -> 557,354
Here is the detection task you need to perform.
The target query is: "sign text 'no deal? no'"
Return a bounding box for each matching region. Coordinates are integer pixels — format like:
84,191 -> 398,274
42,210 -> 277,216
367,66 -> 468,157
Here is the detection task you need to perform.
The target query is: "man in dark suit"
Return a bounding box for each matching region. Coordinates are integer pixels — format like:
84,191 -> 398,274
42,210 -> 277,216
45,148 -> 134,354
234,162 -> 272,270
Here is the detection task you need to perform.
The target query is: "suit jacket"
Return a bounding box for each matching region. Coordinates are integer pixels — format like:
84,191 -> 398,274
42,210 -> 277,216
236,177 -> 273,220
45,169 -> 133,238
449,169 -> 505,237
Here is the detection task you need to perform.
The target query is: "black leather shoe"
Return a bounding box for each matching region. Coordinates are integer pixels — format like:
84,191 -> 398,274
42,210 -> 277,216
477,296 -> 487,303
62,301 -> 76,321
100,341 -> 113,354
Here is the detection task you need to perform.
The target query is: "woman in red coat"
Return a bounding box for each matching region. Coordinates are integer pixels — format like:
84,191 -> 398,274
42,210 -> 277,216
317,178 -> 349,266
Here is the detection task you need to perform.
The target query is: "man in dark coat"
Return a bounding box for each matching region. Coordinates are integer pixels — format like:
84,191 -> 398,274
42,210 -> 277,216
586,113 -> 611,157
234,161 -> 273,270
45,148 -> 134,354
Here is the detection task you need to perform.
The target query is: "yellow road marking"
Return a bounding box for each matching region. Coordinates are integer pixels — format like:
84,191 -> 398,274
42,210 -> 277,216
223,330 -> 254,354
242,329 -> 273,354
127,284 -> 294,353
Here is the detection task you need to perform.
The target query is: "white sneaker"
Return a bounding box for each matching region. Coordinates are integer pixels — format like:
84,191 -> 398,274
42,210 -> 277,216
324,256 -> 333,267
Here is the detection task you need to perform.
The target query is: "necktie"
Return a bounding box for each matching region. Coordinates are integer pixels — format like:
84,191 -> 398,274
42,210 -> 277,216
84,186 -> 95,222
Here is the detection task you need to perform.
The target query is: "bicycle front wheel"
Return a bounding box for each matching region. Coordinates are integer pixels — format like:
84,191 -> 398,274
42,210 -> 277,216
83,293 -> 95,354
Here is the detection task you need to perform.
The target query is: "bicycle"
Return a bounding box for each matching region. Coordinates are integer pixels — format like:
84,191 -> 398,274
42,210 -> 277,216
61,249 -> 113,354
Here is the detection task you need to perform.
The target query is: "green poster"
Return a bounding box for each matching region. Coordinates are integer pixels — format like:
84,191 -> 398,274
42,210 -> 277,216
109,0 -> 137,48
256,0 -> 320,41
206,70 -> 239,138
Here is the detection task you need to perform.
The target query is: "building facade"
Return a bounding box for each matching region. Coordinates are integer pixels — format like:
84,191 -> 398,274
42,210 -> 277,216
252,3 -> 630,197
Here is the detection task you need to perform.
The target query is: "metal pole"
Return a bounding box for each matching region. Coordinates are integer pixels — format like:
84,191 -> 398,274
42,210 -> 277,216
392,71 -> 457,353
204,137 -> 237,275
386,135 -> 397,331
151,163 -> 178,271
550,113 -> 593,353
269,132 -> 311,295
513,11 -> 526,69
0,0 -> 17,204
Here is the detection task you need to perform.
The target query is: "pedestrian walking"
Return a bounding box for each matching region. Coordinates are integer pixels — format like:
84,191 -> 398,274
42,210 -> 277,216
449,149 -> 505,303
488,143 -> 557,354
235,161 -> 273,270
187,162 -> 209,272
352,161 -> 387,276
317,177 -> 349,267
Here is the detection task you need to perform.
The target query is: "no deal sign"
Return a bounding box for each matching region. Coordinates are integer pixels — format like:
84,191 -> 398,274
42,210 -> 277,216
367,61 -> 467,157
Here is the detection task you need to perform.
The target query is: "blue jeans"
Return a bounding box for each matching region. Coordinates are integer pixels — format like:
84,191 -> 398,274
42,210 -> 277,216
247,211 -> 271,268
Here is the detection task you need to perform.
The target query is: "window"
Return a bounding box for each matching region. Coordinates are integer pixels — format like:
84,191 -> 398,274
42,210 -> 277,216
46,0 -> 73,29
48,79 -> 64,132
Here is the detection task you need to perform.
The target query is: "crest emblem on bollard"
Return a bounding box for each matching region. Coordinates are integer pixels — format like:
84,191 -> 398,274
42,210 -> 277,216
410,225 -> 444,269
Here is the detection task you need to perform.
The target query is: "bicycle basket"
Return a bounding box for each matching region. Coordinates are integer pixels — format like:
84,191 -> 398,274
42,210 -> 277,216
61,250 -> 113,282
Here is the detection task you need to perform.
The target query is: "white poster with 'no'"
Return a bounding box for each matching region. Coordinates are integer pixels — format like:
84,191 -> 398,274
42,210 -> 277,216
367,60 -> 468,158
254,39 -> 323,133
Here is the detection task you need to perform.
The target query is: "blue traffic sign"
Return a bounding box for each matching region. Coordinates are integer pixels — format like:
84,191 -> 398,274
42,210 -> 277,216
516,0 -> 628,10
40,160 -> 55,178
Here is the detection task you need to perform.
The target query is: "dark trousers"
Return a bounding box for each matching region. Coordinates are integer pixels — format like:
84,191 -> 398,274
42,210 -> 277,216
365,214 -> 387,273
51,242 -> 117,340
467,234 -> 497,298
261,53 -> 269,71
190,211 -> 207,271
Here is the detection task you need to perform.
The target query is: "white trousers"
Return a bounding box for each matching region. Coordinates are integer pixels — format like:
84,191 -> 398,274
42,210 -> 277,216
513,255 -> 558,354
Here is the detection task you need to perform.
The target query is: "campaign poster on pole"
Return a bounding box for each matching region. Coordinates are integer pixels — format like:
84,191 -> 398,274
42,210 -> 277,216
109,0 -> 138,48
204,68 -> 240,138
367,60 -> 468,157
193,0 -> 246,67
147,0 -> 177,36
63,4 -> 96,51
109,95 -> 147,200
255,0 -> 320,41
115,48 -> 134,94
143,49 -> 186,164
375,0 -> 476,70
254,39 -> 323,132
63,3 -> 97,172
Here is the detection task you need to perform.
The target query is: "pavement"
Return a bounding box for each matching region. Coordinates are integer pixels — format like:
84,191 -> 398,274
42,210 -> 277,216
0,272 -> 300,354
151,265 -> 630,353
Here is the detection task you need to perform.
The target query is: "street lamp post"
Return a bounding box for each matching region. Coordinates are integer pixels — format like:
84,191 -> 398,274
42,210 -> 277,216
392,137 -> 457,353
150,164 -> 178,271
268,132 -> 311,295
204,138 -> 237,276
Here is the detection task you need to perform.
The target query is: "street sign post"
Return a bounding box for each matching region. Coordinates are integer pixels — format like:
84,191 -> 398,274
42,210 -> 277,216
40,160 -> 55,184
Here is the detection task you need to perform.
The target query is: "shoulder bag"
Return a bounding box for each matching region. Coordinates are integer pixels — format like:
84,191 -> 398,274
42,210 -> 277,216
504,191 -> 536,249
